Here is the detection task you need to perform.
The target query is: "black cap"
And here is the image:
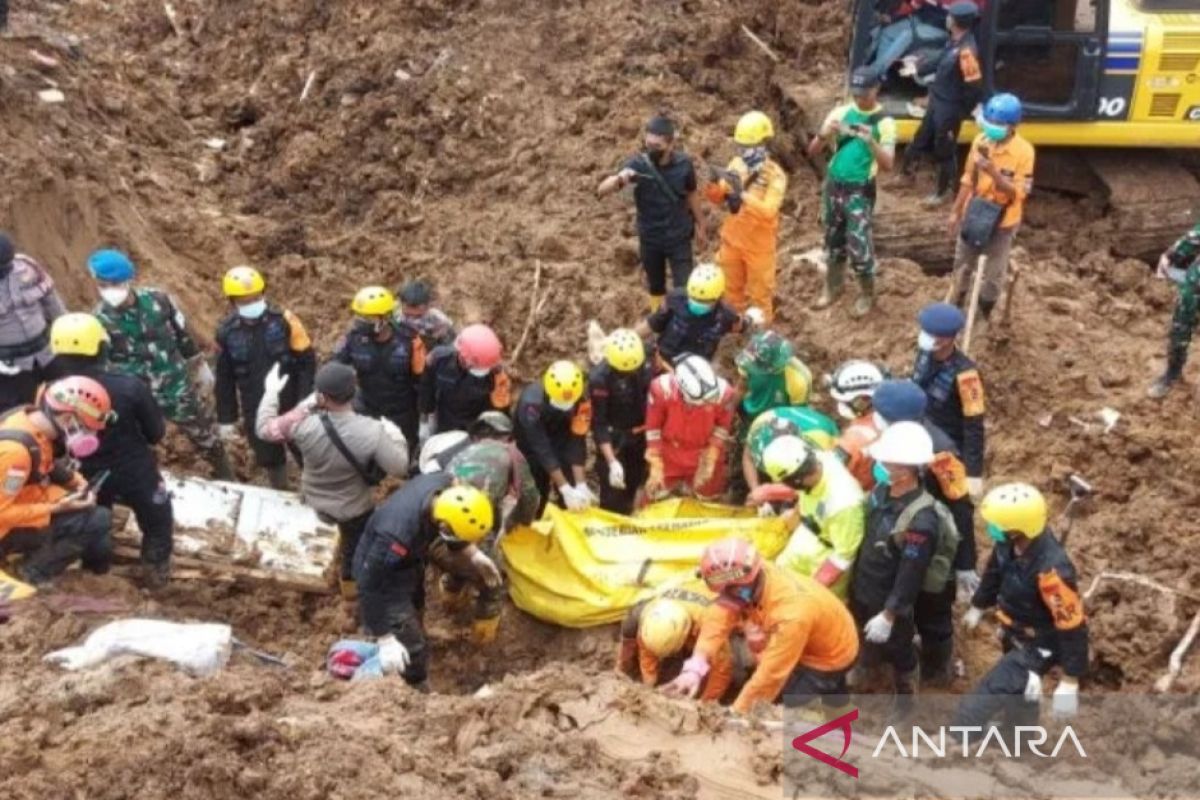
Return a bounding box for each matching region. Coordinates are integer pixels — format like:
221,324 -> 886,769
646,115 -> 676,138
315,362 -> 357,403
0,234 -> 14,267
948,1 -> 979,20
849,67 -> 881,95
399,279 -> 432,307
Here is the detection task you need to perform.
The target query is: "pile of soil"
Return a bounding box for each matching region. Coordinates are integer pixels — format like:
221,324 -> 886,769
0,0 -> 1197,796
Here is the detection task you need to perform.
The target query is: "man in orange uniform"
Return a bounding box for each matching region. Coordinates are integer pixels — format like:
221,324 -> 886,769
704,111 -> 788,323
616,580 -> 735,701
666,538 -> 859,714
0,376 -> 115,595
644,355 -> 735,501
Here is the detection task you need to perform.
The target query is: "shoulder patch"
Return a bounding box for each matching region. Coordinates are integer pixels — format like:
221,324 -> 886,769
957,369 -> 986,417
3,467 -> 28,496
282,309 -> 313,352
959,47 -> 982,82
1038,569 -> 1085,630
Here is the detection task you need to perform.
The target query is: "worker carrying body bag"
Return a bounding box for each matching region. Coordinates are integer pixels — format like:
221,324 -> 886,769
958,146 -> 1008,249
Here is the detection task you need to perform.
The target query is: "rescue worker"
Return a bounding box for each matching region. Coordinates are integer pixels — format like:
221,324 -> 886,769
616,580 -> 734,701
872,378 -> 979,685
596,114 -> 707,310
256,362 -> 409,606
807,67 -> 897,317
49,314 -> 174,588
830,359 -> 886,491
443,411 -> 541,535
742,405 -> 840,495
755,435 -> 865,599
948,93 -> 1034,322
1148,221 -> 1200,398
641,263 -> 759,367
958,483 -> 1088,731
514,361 -> 594,512
214,266 -> 316,489
590,329 -> 653,514
665,538 -> 859,714
0,234 -> 65,411
0,376 -> 114,591
354,478 -> 502,687
704,111 -> 788,322
852,421 -> 954,716
644,354 -> 735,501
333,286 -> 424,450
397,279 -> 456,351
912,302 -> 985,502
899,1 -> 983,205
89,249 -> 233,480
419,323 -> 510,444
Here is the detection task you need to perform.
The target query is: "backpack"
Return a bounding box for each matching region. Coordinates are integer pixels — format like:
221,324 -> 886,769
889,490 -> 959,593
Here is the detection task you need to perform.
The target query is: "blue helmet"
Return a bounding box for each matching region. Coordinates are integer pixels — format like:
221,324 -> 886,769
984,93 -> 1022,126
917,302 -> 966,337
87,249 -> 135,282
873,380 -> 928,424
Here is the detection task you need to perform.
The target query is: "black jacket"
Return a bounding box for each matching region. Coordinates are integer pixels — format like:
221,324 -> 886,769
914,347 -> 986,477
646,289 -> 741,363
588,361 -> 652,445
419,345 -> 508,433
333,321 -> 422,422
353,472 -> 455,586
214,305 -> 315,426
56,355 -> 164,473
514,383 -> 587,476
853,484 -> 940,617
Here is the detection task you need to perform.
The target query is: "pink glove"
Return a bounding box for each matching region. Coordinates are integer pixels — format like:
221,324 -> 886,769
662,654 -> 710,698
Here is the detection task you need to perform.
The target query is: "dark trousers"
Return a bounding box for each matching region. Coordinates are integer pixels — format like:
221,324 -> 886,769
955,644 -> 1052,736
596,430 -> 646,515
358,562 -> 429,686
852,599 -> 919,674
0,358 -> 64,416
640,236 -> 694,297
905,101 -> 965,195
782,664 -> 852,709
1,506 -> 113,583
914,581 -> 956,684
93,461 -> 173,567
336,510 -> 373,582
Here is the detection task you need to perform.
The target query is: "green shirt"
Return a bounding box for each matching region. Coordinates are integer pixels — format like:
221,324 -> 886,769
746,406 -> 840,471
824,103 -> 897,185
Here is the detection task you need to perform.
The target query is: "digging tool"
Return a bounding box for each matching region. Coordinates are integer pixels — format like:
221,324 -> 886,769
1056,473 -> 1093,547
233,638 -> 289,668
960,254 -> 988,355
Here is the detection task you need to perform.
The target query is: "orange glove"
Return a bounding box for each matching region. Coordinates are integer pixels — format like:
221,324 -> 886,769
645,453 -> 667,500
692,446 -> 720,493
616,637 -> 638,678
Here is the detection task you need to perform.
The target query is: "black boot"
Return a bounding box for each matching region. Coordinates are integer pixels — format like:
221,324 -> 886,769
210,447 -> 236,482
1148,348 -> 1186,399
919,638 -> 955,689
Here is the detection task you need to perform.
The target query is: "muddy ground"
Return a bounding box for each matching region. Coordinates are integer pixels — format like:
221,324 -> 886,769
0,0 -> 1198,797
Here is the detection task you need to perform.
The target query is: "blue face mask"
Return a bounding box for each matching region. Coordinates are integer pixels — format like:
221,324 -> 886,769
872,462 -> 890,486
688,299 -> 715,316
237,299 -> 267,320
986,522 -> 1007,543
981,120 -> 1009,142
730,585 -> 755,604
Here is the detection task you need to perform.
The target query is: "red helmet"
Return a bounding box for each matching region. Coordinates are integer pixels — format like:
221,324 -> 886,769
698,538 -> 763,593
42,376 -> 112,431
455,324 -> 503,370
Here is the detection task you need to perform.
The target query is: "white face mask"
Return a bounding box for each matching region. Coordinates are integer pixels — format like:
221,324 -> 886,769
917,331 -> 938,351
836,402 -> 857,421
549,398 -> 575,412
468,367 -> 491,378
237,299 -> 268,320
99,285 -> 130,307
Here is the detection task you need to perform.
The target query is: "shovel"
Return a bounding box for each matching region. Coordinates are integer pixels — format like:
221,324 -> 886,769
1057,474 -> 1094,547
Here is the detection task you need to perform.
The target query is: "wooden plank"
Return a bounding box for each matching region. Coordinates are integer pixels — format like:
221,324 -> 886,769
112,544 -> 330,595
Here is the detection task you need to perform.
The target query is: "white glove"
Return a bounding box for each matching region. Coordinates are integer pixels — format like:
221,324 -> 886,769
744,307 -> 765,328
418,415 -> 435,447
1051,681 -> 1079,720
217,423 -> 240,442
963,606 -> 984,630
967,477 -> 985,503
470,548 -> 503,587
606,459 -> 626,490
1156,253 -> 1171,279
576,483 -> 597,506
956,569 -> 981,600
1023,671 -> 1043,703
263,362 -> 289,397
863,611 -> 894,644
377,634 -> 410,675
193,360 -> 215,394
0,360 -> 20,376
560,484 -> 590,511
757,502 -> 776,518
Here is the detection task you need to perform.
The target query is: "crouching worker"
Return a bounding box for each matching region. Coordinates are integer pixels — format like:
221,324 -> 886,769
0,377 -> 115,593
665,538 -> 859,715
354,478 -> 500,689
616,580 -> 735,701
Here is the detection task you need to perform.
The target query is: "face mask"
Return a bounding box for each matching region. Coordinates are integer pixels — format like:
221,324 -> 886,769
741,146 -> 767,170
729,585 -> 755,604
688,299 -> 715,316
549,398 -> 576,412
469,367 -> 491,378
836,402 -> 857,421
872,461 -> 890,486
981,120 -> 1009,142
99,285 -> 130,307
986,522 -> 1008,543
62,418 -> 101,458
917,331 -> 938,351
237,299 -> 267,320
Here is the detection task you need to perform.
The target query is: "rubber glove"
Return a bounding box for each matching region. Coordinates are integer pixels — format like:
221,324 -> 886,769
1023,671 -> 1043,703
692,446 -> 719,493
744,307 -> 765,328
757,503 -> 776,518
963,606 -> 984,630
191,358 -> 215,395
645,454 -> 667,500
607,459 -> 626,490
377,634 -> 411,675
263,362 -> 289,398
967,477 -> 985,503
217,423 -> 240,442
561,484 -> 589,511
863,611 -> 894,644
956,569 -> 981,600
471,616 -> 500,644
662,655 -> 710,698
575,483 -> 598,507
1051,680 -> 1079,720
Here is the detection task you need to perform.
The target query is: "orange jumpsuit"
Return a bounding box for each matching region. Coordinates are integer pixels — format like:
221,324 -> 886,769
836,414 -> 882,492
693,562 -> 859,714
0,410 -> 76,538
704,157 -> 788,322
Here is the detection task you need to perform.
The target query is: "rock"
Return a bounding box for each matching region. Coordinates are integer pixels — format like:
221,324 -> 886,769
1099,367 -> 1130,388
1107,258 -> 1148,293
37,89 -> 65,104
1046,297 -> 1076,315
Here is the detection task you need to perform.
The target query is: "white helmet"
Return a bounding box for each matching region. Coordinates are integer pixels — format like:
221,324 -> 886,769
419,431 -> 469,474
867,421 -> 934,466
675,354 -> 721,404
829,360 -> 885,403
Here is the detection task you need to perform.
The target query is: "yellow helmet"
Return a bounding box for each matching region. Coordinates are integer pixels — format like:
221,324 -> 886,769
762,435 -> 817,483
432,485 -> 494,543
734,110 -> 774,146
980,482 -> 1047,538
638,598 -> 693,658
605,329 -> 645,372
687,263 -> 726,302
50,313 -> 109,357
222,266 -> 266,298
543,360 -> 585,406
351,286 -> 397,317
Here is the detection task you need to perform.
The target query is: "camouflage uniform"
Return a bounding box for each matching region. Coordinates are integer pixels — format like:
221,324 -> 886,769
94,288 -> 227,467
1164,224 -> 1200,373
745,406 -> 841,475
822,187 -> 877,279
447,440 -> 541,535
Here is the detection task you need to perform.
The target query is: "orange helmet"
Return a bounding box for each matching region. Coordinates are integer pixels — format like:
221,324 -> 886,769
42,376 -> 112,431
698,538 -> 762,593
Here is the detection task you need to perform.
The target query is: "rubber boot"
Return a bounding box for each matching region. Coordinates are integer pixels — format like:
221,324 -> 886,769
919,638 -> 955,689
1148,350 -> 1185,399
265,463 -> 289,490
210,447 -> 236,482
648,294 -> 665,313
851,276 -> 876,318
815,262 -> 845,309
889,668 -> 919,723
142,561 -> 171,590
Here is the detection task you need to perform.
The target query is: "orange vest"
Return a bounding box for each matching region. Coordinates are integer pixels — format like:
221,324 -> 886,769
0,410 -> 69,538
